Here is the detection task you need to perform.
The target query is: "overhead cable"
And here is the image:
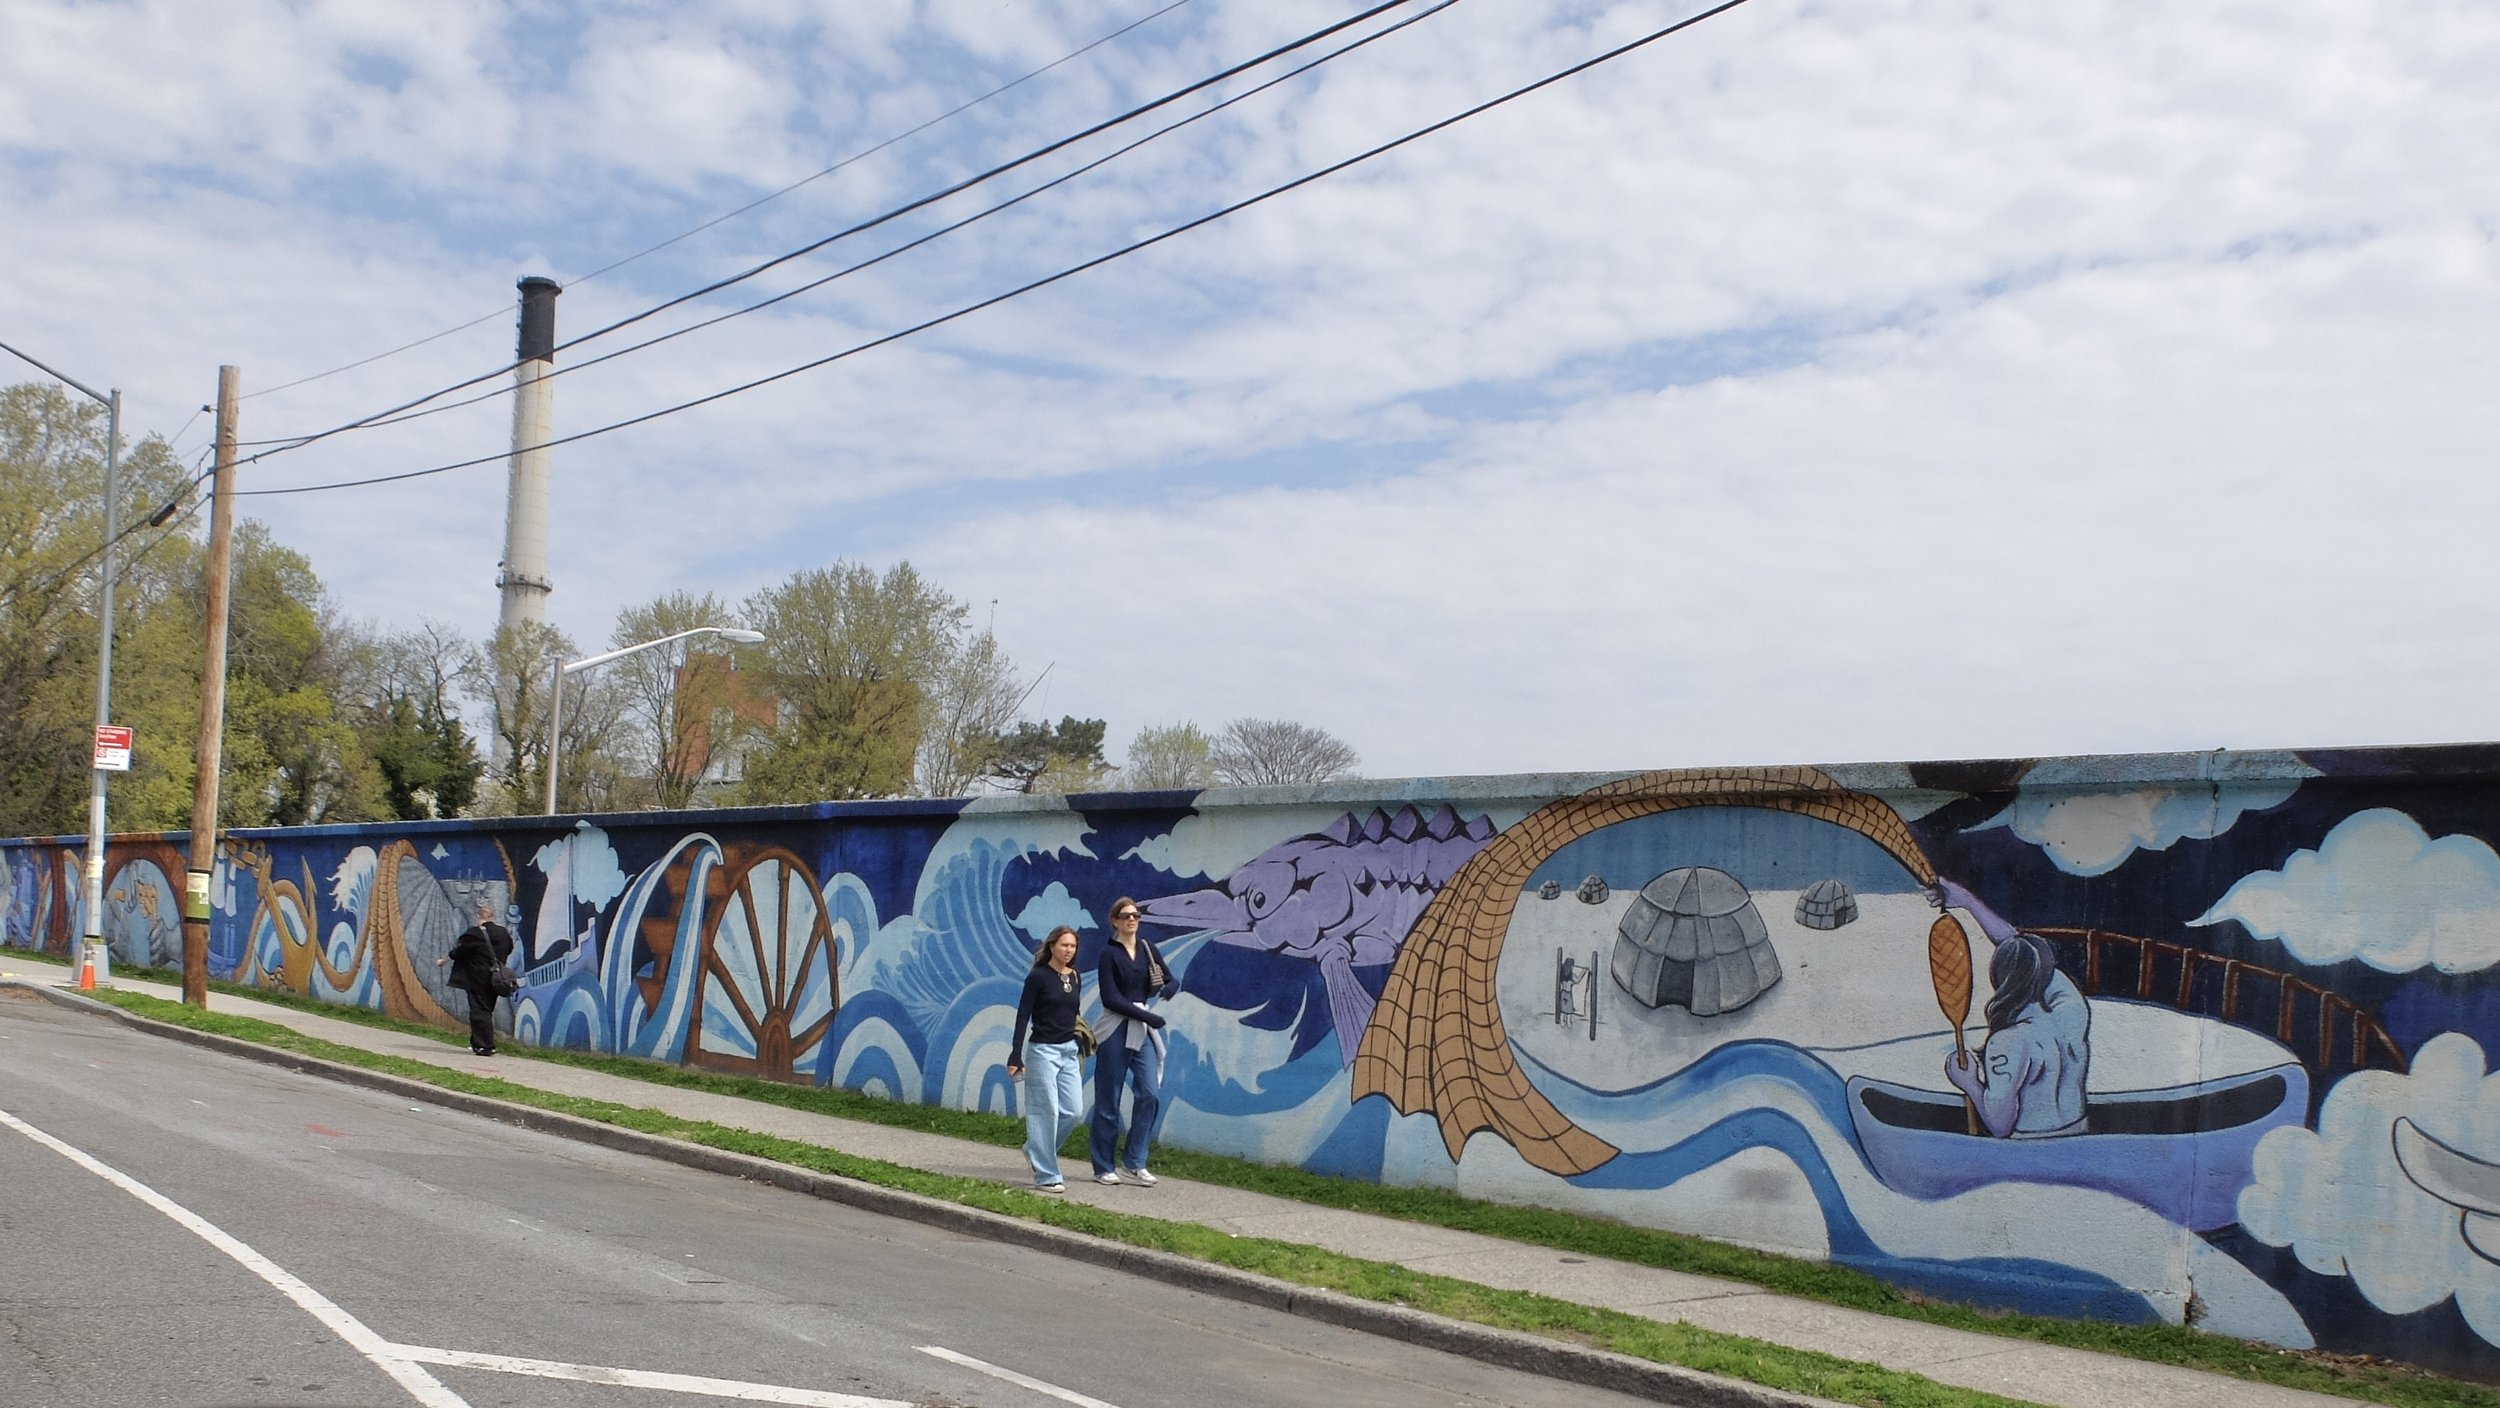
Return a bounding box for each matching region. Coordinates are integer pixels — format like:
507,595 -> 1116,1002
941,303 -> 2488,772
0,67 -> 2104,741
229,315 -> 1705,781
293,0 -> 1460,440
238,0 -> 1756,501
235,0 -> 1430,460
236,0 -> 1203,405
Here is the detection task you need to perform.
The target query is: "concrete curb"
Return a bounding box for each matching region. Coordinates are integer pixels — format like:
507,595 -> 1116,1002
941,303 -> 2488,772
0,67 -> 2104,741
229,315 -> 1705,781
8,979 -> 1854,1408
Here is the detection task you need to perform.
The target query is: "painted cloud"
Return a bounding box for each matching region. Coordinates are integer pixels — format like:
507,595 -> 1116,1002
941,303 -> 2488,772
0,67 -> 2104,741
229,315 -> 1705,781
2193,810 -> 2500,974
537,823 -> 629,910
2239,1034 -> 2500,1341
1977,772 -> 2303,876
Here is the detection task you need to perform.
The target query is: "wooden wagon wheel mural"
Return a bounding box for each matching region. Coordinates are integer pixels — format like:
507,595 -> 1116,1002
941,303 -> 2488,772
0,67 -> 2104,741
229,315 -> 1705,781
1352,765 -> 1946,1178
686,845 -> 839,1084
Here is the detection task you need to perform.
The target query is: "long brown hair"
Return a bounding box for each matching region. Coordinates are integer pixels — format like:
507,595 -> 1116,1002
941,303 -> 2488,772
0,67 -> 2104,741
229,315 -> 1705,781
1033,924 -> 1080,969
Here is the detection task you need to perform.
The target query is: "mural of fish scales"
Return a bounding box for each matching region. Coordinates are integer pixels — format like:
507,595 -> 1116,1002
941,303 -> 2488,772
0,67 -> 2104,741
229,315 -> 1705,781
1141,802 -> 1497,1066
7,743 -> 2500,1379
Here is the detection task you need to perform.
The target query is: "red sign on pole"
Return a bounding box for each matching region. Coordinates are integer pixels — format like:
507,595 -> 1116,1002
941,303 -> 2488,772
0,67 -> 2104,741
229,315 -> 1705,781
93,725 -> 132,772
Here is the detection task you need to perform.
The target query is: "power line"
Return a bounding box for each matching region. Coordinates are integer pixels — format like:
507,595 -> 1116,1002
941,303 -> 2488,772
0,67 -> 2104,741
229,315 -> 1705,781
237,0 -> 1202,405
276,0 -> 1460,442
234,0 -> 1428,460
237,0 -> 1757,502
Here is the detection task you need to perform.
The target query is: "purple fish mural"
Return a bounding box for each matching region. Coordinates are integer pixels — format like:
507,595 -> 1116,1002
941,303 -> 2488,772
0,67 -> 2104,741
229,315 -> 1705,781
1140,804 -> 1496,1062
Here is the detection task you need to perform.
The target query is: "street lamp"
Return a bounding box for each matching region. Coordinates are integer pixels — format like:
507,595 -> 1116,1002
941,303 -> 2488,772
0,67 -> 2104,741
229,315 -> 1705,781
544,626 -> 765,815
1,339 -> 122,983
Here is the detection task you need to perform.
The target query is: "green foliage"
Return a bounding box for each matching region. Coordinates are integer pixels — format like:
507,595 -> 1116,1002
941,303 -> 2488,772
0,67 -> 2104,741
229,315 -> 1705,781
739,561 -> 962,803
1125,720 -> 1218,789
363,694 -> 478,819
609,591 -> 750,810
0,383 -> 191,835
985,714 -> 1110,794
0,383 -> 420,832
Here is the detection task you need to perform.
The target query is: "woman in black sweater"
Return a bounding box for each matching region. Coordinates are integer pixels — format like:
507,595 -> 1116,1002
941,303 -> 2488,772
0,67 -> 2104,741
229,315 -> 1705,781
1007,925 -> 1086,1192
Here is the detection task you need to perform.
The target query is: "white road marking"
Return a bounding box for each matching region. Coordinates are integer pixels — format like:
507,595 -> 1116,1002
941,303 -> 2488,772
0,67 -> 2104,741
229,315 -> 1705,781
395,1345 -> 911,1406
0,1107 -> 1048,1408
918,1345 -> 1124,1408
0,1104 -> 472,1408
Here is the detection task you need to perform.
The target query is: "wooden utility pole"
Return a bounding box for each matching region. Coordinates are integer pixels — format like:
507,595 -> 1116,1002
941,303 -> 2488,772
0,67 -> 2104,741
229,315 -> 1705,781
181,366 -> 240,1007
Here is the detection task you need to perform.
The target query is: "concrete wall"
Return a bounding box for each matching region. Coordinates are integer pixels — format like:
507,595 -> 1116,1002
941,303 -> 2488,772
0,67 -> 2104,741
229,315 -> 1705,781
10,744 -> 2500,1376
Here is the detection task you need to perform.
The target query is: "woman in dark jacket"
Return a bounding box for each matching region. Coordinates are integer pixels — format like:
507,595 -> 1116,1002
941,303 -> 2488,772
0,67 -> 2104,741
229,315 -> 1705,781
435,899 -> 514,1056
1090,897 -> 1177,1185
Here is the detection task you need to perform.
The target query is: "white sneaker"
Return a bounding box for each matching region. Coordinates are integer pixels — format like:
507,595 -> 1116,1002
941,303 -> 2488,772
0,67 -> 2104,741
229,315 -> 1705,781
1123,1167 -> 1157,1186
1095,1170 -> 1122,1185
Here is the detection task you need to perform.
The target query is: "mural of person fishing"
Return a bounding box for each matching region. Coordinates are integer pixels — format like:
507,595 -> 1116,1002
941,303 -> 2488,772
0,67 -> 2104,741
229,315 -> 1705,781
9,748 -> 2495,1378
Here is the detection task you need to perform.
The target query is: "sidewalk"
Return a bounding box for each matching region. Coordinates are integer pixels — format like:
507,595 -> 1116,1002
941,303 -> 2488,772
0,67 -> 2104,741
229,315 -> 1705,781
0,962 -> 2373,1408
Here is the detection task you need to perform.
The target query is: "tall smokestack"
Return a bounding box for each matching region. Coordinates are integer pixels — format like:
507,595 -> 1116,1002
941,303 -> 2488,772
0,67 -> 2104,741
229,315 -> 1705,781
497,276 -> 561,636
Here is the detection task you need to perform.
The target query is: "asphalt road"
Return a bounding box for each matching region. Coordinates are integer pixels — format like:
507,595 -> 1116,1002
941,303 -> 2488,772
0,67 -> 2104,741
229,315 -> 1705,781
0,990 -> 1662,1408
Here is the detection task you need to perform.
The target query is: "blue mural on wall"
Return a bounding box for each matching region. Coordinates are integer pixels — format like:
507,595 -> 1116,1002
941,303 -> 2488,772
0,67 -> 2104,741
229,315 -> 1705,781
11,746 -> 2500,1377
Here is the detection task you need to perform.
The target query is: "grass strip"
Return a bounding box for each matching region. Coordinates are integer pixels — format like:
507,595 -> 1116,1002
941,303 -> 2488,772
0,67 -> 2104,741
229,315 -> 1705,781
32,958 -> 2498,1408
71,983 -> 2040,1408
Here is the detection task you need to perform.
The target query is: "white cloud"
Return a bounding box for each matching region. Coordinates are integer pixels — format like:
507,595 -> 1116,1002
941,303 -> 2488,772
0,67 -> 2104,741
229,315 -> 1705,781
1008,880 -> 1093,942
2193,810 -> 2500,974
536,822 -> 629,911
1972,756 -> 2308,876
2239,1034 -> 2500,1341
5,2 -> 2498,779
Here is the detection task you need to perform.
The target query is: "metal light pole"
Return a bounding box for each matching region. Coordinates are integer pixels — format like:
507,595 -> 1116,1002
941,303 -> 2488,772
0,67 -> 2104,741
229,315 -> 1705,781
545,626 -> 764,815
0,340 -> 123,983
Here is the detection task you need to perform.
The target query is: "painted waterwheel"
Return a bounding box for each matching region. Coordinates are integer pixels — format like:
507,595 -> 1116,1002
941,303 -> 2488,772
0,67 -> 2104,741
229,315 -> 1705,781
686,846 -> 839,1084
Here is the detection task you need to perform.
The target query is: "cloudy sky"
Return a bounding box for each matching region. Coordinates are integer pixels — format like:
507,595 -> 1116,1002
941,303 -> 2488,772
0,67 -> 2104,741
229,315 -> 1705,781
3,0 -> 2494,781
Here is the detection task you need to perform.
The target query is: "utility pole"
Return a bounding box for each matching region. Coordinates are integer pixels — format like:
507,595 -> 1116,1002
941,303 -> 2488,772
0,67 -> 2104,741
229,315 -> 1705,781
81,387 -> 121,986
0,340 -> 126,989
181,366 -> 240,1008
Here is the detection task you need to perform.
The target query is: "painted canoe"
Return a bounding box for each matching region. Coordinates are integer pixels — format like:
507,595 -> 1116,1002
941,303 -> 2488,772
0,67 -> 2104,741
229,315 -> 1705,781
1845,1062 -> 2308,1230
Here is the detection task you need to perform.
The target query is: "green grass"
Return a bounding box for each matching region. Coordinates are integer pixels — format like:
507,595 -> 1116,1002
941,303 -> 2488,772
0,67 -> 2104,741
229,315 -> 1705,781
25,958 -> 2497,1408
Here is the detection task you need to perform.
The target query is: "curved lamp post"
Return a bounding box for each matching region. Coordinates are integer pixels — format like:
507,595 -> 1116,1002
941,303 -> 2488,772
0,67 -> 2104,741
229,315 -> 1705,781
1,339 -> 121,981
544,626 -> 765,815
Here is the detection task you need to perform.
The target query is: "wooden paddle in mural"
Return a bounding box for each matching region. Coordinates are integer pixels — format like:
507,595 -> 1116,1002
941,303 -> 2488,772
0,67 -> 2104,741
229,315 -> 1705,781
1929,912 -> 1978,1135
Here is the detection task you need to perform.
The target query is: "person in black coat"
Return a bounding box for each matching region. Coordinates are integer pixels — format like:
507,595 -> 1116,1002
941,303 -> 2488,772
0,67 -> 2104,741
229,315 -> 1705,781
435,898 -> 515,1056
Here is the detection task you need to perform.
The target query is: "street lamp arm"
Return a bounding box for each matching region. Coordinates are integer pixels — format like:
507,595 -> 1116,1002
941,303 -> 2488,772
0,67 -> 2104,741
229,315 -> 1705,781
545,624 -> 764,815
0,338 -> 110,407
559,625 -> 765,676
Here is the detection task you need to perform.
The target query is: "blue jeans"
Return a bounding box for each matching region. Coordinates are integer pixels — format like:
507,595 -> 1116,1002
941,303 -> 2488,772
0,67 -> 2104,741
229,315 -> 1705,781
1090,1034 -> 1163,1175
1020,1041 -> 1085,1186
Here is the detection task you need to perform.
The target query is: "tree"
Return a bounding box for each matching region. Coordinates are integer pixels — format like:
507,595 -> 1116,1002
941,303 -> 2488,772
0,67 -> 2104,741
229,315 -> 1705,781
985,715 -> 1109,795
344,620 -> 481,820
914,628 -> 1023,798
212,523 -> 390,827
0,382 -> 190,835
609,591 -> 752,810
77,518 -> 394,830
739,561 -> 963,804
1124,722 -> 1218,790
1209,717 -> 1361,787
471,620 -> 628,815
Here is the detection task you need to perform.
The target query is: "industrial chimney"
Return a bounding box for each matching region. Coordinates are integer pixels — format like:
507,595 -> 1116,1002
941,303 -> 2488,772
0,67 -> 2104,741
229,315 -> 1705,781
497,276 -> 561,635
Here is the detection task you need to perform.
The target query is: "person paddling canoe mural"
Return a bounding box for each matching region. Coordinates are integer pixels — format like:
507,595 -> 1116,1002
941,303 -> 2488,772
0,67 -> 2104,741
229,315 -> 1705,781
1925,879 -> 2091,1139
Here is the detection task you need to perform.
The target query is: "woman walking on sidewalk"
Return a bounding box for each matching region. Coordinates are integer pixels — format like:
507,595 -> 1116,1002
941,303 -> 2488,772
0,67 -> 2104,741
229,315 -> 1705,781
435,898 -> 514,1056
1090,897 -> 1177,1186
1007,925 -> 1087,1193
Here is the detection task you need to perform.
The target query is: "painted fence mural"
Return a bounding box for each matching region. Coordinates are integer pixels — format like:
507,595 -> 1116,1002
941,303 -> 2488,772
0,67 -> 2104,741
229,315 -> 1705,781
10,745 -> 2500,1376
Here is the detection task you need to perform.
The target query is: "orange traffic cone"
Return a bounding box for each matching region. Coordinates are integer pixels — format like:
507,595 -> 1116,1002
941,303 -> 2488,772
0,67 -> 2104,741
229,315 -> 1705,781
76,946 -> 96,991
